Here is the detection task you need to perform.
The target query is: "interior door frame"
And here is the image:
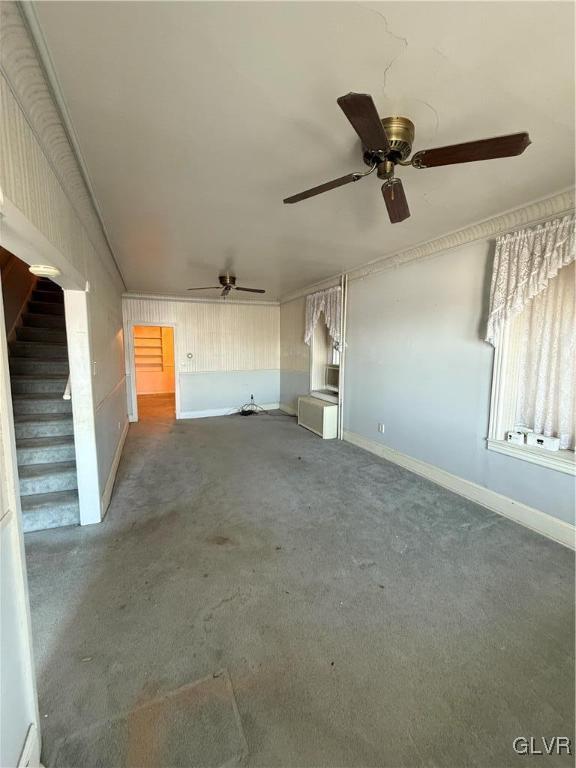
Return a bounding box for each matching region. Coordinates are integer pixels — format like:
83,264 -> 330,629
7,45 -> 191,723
126,321 -> 180,422
0,197 -> 102,525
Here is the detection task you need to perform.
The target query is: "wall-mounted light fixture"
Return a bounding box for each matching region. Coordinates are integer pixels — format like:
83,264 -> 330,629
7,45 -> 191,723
28,265 -> 61,278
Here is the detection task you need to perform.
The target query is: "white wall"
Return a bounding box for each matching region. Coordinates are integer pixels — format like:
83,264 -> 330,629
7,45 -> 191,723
123,296 -> 280,417
343,239 -> 575,526
0,1 -> 127,517
279,297 -> 310,414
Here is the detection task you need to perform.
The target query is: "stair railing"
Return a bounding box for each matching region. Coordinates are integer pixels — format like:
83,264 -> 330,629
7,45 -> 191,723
63,375 -> 71,400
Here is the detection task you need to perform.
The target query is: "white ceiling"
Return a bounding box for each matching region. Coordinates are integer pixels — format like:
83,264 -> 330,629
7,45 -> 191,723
34,1 -> 574,299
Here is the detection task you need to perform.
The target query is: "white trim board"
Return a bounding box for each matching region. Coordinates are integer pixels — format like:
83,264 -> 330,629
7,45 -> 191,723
17,723 -> 40,768
343,430 -> 575,550
487,439 -> 575,476
179,403 -> 280,420
100,419 -> 129,518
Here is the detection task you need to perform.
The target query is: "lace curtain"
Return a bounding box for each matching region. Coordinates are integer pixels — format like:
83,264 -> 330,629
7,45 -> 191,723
512,261 -> 575,450
486,214 -> 574,345
486,214 -> 575,450
304,286 -> 341,346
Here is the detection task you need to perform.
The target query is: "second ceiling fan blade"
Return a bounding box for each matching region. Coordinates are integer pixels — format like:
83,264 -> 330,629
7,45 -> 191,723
382,179 -> 410,223
411,132 -> 531,168
235,287 -> 266,293
337,93 -> 390,153
283,173 -> 360,204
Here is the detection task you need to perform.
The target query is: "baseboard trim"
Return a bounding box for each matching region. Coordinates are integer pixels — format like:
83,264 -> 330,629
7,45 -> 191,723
179,403 -> 280,420
101,419 -> 129,517
17,723 -> 40,768
279,403 -> 297,416
343,430 -> 575,550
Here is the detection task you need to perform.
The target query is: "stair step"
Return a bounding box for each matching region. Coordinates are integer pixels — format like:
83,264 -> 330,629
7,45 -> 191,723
19,461 -> 77,495
16,326 -> 67,343
28,301 -> 65,316
12,394 -> 72,415
31,289 -> 63,304
22,312 -> 66,329
21,490 -> 79,532
9,340 -> 68,359
9,357 -> 69,375
17,435 -> 76,465
13,413 -> 74,439
11,375 -> 68,395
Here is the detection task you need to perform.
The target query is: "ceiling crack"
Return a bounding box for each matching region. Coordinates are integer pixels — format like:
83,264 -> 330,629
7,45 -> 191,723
416,99 -> 440,134
356,3 -> 408,97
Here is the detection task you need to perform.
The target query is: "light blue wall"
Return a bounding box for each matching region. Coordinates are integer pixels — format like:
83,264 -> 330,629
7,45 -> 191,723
280,370 -> 310,413
344,240 -> 575,526
179,370 -> 280,415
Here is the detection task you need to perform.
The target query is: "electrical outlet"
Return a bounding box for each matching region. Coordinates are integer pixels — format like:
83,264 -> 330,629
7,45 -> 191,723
377,423 -> 385,434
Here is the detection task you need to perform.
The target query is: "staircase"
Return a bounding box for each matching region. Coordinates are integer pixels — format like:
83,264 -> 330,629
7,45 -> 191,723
8,277 -> 80,532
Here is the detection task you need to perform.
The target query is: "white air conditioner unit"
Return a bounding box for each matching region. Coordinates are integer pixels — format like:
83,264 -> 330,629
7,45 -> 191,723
298,396 -> 338,439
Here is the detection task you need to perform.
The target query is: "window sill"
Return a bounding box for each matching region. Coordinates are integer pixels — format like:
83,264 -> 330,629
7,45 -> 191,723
487,439 -> 575,475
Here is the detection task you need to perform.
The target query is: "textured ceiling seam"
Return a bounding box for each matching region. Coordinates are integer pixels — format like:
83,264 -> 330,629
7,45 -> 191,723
279,188 -> 575,302
17,0 -> 127,291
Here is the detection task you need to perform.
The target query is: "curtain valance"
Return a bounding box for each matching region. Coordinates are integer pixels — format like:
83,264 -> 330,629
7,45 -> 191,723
485,214 -> 575,345
304,286 -> 341,346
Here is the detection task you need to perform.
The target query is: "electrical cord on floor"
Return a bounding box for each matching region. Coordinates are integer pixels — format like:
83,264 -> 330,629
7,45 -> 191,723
237,394 -> 270,416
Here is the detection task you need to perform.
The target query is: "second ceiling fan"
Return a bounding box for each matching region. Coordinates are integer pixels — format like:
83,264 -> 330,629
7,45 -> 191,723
187,273 -> 265,298
283,92 -> 531,223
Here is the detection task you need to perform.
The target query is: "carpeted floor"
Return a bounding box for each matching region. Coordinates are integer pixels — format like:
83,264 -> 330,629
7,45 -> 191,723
25,402 -> 575,767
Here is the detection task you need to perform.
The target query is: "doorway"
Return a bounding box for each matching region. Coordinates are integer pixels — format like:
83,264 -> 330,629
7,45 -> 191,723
133,325 -> 175,421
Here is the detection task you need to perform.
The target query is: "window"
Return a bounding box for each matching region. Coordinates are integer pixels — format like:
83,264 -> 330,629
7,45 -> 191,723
310,315 -> 339,403
487,218 -> 575,475
305,287 -> 342,404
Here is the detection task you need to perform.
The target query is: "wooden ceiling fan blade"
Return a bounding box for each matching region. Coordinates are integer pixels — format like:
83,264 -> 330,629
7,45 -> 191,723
187,286 -> 221,290
382,179 -> 410,223
336,93 -> 390,153
235,287 -> 266,293
283,173 -> 359,204
411,132 -> 531,168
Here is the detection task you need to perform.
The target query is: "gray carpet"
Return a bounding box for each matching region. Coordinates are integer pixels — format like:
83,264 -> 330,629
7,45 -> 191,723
50,669 -> 247,768
25,402 -> 575,767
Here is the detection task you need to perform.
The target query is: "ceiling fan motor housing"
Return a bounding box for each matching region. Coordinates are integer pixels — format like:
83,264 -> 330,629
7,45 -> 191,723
363,116 -> 415,167
219,274 -> 236,287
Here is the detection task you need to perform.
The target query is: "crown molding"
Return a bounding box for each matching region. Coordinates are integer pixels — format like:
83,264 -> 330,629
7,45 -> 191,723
347,189 -> 574,282
279,275 -> 343,305
1,1 -> 126,290
123,292 -> 279,307
279,189 -> 574,303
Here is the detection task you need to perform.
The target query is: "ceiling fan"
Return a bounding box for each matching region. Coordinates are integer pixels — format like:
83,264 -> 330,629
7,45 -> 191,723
187,273 -> 265,298
283,92 -> 531,223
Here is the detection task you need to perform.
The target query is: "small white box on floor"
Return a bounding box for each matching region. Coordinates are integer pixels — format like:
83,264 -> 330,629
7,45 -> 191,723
526,433 -> 560,451
298,396 -> 338,439
506,430 -> 525,445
